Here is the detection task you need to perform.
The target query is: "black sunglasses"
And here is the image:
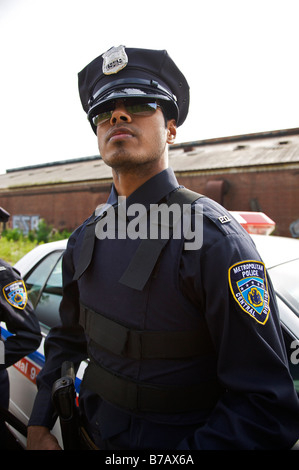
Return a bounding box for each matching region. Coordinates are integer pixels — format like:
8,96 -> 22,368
92,98 -> 160,126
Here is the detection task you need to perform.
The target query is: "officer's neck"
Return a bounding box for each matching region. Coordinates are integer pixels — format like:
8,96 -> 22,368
112,162 -> 168,197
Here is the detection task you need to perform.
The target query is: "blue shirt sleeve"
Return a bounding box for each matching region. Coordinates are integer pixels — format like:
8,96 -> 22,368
177,204 -> 299,449
28,230 -> 88,428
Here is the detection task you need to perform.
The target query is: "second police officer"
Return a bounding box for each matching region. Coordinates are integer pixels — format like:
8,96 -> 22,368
0,207 -> 41,448
27,46 -> 299,450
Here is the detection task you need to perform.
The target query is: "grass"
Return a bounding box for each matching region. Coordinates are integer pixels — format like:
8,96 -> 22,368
0,238 -> 41,265
0,222 -> 71,265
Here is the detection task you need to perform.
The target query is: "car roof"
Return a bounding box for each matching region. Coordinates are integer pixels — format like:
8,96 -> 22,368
14,239 -> 67,276
251,234 -> 299,269
13,234 -> 299,276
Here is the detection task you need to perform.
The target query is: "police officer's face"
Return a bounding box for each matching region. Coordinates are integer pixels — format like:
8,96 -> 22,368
96,99 -> 176,173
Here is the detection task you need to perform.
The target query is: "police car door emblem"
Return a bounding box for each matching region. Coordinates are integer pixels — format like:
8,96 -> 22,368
3,280 -> 28,309
228,260 -> 270,324
102,45 -> 128,75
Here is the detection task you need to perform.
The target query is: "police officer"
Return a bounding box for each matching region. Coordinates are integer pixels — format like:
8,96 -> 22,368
0,207 -> 41,448
27,46 -> 299,450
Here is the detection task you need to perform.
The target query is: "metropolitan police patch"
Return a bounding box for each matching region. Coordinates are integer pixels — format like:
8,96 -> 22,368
3,280 -> 28,310
228,260 -> 270,324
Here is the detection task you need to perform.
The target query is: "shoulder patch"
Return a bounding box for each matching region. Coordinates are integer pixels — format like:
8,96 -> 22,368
3,280 -> 28,310
228,260 -> 270,324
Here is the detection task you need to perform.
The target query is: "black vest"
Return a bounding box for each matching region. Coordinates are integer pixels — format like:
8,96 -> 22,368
75,188 -> 222,413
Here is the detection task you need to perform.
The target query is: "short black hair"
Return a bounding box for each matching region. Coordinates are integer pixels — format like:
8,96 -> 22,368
158,100 -> 176,127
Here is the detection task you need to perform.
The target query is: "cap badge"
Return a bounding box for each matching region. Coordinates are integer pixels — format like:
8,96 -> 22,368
102,45 -> 128,75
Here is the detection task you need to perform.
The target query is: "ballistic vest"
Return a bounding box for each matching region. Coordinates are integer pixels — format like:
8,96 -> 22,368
74,188 -> 223,413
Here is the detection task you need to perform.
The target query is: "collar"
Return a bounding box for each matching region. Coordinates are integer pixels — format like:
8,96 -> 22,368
107,168 -> 180,210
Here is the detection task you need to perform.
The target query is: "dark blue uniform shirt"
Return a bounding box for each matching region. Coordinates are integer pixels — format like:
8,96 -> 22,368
29,168 -> 299,449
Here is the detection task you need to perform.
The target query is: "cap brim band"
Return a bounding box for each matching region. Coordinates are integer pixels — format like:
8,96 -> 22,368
88,79 -> 179,132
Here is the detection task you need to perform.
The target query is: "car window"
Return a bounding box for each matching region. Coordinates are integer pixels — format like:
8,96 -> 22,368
268,259 -> 299,395
277,295 -> 299,395
282,326 -> 299,395
25,250 -> 63,330
269,259 -> 299,317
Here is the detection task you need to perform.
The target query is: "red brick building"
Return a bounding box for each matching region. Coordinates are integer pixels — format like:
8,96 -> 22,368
0,128 -> 299,237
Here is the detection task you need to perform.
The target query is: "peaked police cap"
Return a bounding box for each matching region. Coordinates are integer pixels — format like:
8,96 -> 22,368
78,46 -> 190,133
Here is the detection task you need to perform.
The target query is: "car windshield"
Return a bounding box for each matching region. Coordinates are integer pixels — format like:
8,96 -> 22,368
269,259 -> 299,317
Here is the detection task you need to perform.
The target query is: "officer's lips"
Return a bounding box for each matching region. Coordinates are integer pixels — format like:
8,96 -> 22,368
107,127 -> 135,143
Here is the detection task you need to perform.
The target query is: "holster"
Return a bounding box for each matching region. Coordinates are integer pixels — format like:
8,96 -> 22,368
52,361 -> 81,450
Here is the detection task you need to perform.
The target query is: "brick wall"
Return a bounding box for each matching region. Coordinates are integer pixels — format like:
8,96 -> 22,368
1,167 -> 298,237
177,167 -> 299,237
0,183 -> 111,233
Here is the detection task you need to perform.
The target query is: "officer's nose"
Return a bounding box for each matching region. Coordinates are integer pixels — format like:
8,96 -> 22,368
110,102 -> 132,125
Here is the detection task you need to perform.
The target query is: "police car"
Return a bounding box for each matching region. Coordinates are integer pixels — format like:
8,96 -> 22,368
1,213 -> 299,448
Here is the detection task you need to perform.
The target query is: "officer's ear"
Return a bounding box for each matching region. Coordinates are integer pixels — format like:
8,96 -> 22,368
166,119 -> 176,144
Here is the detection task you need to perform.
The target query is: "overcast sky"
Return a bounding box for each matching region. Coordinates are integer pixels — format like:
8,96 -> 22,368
0,0 -> 299,175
